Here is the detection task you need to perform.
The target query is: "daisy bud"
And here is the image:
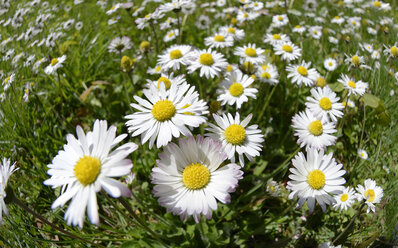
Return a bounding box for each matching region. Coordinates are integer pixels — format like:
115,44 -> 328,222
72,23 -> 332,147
121,56 -> 133,72
139,41 -> 150,52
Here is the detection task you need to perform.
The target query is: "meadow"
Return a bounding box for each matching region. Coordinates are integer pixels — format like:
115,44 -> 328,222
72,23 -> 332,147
0,0 -> 398,247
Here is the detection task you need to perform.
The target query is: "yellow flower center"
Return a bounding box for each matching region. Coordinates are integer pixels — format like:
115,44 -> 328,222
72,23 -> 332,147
334,16 -> 340,19
157,77 -> 172,90
229,82 -> 244,97
5,76 -> 10,83
50,58 -> 59,66
340,193 -> 348,202
145,14 -> 150,19
261,65 -> 269,70
226,64 -> 233,72
328,62 -> 333,66
348,80 -> 356,88
316,77 -> 326,87
182,163 -> 210,190
74,156 -> 101,186
308,120 -> 323,136
351,55 -> 360,66
245,47 -> 257,57
227,27 -> 236,34
199,53 -> 214,66
295,25 -> 301,28
169,49 -> 183,60
297,66 -> 308,76
373,1 -> 381,7
364,189 -> 375,202
261,72 -> 271,79
351,21 -> 356,25
360,152 -> 365,157
278,16 -> 283,21
243,12 -> 249,18
282,44 -> 293,52
155,66 -> 161,72
151,100 -> 176,122
390,46 -> 398,57
225,124 -> 246,145
319,97 -> 332,110
313,30 -> 318,35
168,32 -> 175,38
307,169 -> 326,190
273,34 -> 281,40
214,35 -> 225,42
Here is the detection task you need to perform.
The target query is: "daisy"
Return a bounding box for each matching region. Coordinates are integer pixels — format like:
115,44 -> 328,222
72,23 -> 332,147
324,58 -> 338,71
266,180 -> 281,197
355,179 -> 383,213
125,83 -> 208,149
234,43 -> 265,65
264,33 -> 290,46
286,61 -> 318,87
308,26 -> 322,39
287,148 -> 346,213
2,73 -> 15,91
0,158 -> 18,224
344,53 -> 365,69
331,16 -> 344,25
256,63 -> 279,85
292,24 -> 306,34
163,29 -> 179,43
44,55 -> 66,75
157,45 -> 193,71
272,14 -> 289,27
204,33 -> 234,49
305,87 -> 344,122
147,65 -> 164,75
151,135 -> 243,223
337,74 -> 368,96
292,109 -> 337,150
236,10 -> 259,23
205,113 -> 264,166
219,26 -> 245,41
187,49 -> 228,79
383,43 -> 398,61
358,149 -> 368,160
273,41 -> 302,62
333,187 -> 357,211
145,73 -> 187,92
44,120 -> 138,228
106,3 -> 121,15
108,36 -> 133,54
216,69 -> 258,109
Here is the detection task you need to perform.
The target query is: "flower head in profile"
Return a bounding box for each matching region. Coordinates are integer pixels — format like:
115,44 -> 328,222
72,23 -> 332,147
0,158 -> 18,224
287,148 -> 346,213
44,120 -> 138,228
151,135 -> 243,223
44,55 -> 66,75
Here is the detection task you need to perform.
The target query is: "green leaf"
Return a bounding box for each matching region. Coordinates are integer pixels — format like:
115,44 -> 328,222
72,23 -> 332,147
120,241 -> 137,248
328,83 -> 344,92
362,93 -> 380,108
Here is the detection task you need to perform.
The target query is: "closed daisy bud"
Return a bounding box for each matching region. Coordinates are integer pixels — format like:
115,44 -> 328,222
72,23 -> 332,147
139,41 -> 151,52
121,55 -> 133,72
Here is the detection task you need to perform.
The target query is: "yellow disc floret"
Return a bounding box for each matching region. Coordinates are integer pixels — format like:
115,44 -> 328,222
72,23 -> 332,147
74,156 -> 101,186
307,169 -> 326,190
170,49 -> 183,60
273,34 -> 281,40
214,35 -> 225,42
199,53 -> 214,66
364,189 -> 375,202
225,124 -> 246,145
261,72 -> 271,79
297,66 -> 308,76
157,77 -> 172,90
227,27 -> 236,34
316,77 -> 326,87
152,100 -> 176,122
390,46 -> 398,57
373,1 -> 381,7
319,97 -> 332,110
348,80 -> 356,88
229,82 -> 244,97
182,163 -> 210,190
50,58 -> 59,66
308,120 -> 323,136
282,44 -> 293,53
340,193 -> 348,202
351,55 -> 360,66
245,47 -> 257,57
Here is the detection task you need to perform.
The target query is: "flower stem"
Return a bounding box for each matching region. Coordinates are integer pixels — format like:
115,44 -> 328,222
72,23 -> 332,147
257,83 -> 278,123
118,197 -> 169,247
150,22 -> 160,55
333,202 -> 366,245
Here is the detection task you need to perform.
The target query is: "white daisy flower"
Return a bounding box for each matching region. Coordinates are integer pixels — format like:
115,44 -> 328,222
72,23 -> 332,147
2,73 -> 15,91
357,149 -> 368,160
273,41 -> 302,62
305,87 -> 344,122
125,83 -> 208,149
383,43 -> 398,61
204,33 -> 234,49
44,55 -> 66,75
236,10 -> 259,23
163,29 -> 179,42
308,26 -> 322,39
106,3 -> 121,15
331,16 -> 344,25
205,113 -> 264,166
108,36 -> 133,54
287,148 -> 346,213
337,74 -> 368,96
234,43 -> 265,65
333,187 -> 357,211
151,135 -> 243,223
44,120 -> 138,228
292,24 -> 306,34
256,63 -> 279,85
147,65 -> 164,75
157,45 -> 193,71
272,14 -> 289,27
266,180 -> 281,197
355,179 -> 383,213
286,61 -> 318,87
344,53 -> 366,69
0,158 -> 18,224
323,58 -> 338,71
219,26 -> 245,41
292,109 -> 337,150
264,33 -> 290,46
216,69 -> 258,109
187,49 -> 228,79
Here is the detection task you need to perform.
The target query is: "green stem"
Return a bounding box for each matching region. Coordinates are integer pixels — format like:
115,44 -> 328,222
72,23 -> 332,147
257,83 -> 278,123
150,22 -> 160,55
